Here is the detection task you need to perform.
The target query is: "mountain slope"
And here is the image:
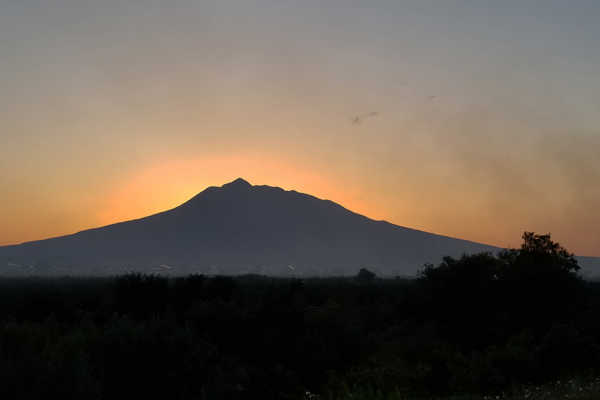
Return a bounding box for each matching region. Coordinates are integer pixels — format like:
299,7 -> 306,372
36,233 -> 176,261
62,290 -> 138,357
0,178 -> 596,276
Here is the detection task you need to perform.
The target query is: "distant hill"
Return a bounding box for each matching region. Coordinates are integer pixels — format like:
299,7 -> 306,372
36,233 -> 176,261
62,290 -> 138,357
1,178 -> 598,276
578,256 -> 600,279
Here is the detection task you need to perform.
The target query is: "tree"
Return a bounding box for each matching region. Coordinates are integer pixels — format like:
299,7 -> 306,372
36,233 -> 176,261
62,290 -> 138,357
417,253 -> 504,348
356,268 -> 376,282
499,232 -> 581,291
516,231 -> 579,273
417,232 -> 585,343
498,232 -> 584,331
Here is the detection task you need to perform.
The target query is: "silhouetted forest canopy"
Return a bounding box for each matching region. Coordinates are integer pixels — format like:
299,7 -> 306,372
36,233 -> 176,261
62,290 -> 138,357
1,232 -> 599,399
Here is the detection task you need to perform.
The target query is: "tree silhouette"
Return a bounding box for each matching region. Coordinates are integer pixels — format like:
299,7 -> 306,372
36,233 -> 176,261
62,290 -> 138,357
356,268 -> 376,282
499,232 -> 584,331
502,231 -> 580,273
418,232 -> 586,345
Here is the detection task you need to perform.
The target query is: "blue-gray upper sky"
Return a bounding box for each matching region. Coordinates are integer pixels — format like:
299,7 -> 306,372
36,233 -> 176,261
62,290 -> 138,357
1,0 -> 599,254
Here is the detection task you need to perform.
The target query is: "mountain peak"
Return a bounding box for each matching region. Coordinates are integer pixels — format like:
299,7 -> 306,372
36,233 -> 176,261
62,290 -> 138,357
0,176 -> 513,277
222,177 -> 252,189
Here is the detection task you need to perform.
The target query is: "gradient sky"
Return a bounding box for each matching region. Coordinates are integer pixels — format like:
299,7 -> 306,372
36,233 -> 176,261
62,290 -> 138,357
1,0 -> 599,255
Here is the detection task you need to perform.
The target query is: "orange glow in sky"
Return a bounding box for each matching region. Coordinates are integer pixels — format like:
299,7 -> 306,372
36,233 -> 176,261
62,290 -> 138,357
96,153 -> 382,230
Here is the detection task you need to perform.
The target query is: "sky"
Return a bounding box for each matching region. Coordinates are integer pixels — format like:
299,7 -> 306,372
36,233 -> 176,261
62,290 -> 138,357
1,0 -> 599,255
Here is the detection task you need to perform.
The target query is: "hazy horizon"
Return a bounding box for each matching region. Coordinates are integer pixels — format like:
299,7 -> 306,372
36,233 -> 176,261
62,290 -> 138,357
2,1 -> 599,256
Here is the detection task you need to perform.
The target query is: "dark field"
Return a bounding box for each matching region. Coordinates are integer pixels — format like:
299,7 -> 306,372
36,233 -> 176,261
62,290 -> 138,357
1,234 -> 598,400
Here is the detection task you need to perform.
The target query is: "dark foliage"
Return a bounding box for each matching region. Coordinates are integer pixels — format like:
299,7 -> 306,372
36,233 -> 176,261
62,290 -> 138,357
0,232 -> 597,399
356,268 -> 377,282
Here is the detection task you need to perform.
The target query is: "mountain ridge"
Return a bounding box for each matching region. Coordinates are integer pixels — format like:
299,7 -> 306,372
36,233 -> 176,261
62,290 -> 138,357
1,178 -> 597,276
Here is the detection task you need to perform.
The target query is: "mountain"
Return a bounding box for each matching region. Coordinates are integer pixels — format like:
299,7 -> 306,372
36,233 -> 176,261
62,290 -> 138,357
0,178 -> 597,276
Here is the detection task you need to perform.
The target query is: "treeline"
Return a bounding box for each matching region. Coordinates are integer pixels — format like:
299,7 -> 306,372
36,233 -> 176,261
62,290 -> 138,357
0,232 -> 599,399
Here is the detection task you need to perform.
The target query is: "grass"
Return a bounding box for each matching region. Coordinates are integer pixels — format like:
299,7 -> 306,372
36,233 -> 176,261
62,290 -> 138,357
325,376 -> 600,400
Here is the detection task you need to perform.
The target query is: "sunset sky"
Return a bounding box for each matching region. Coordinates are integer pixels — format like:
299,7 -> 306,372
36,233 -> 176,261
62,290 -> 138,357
1,0 -> 599,255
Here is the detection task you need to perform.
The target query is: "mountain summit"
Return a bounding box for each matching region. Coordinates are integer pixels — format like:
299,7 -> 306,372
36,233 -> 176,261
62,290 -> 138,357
222,177 -> 252,190
1,178 -> 595,276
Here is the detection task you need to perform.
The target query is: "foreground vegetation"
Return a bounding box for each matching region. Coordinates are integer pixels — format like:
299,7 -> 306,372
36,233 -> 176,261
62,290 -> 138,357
0,233 -> 598,399
336,376 -> 600,399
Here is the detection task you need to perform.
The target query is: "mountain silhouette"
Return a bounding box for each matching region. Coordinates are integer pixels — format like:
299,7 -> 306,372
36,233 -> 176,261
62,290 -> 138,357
1,178 -> 598,276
